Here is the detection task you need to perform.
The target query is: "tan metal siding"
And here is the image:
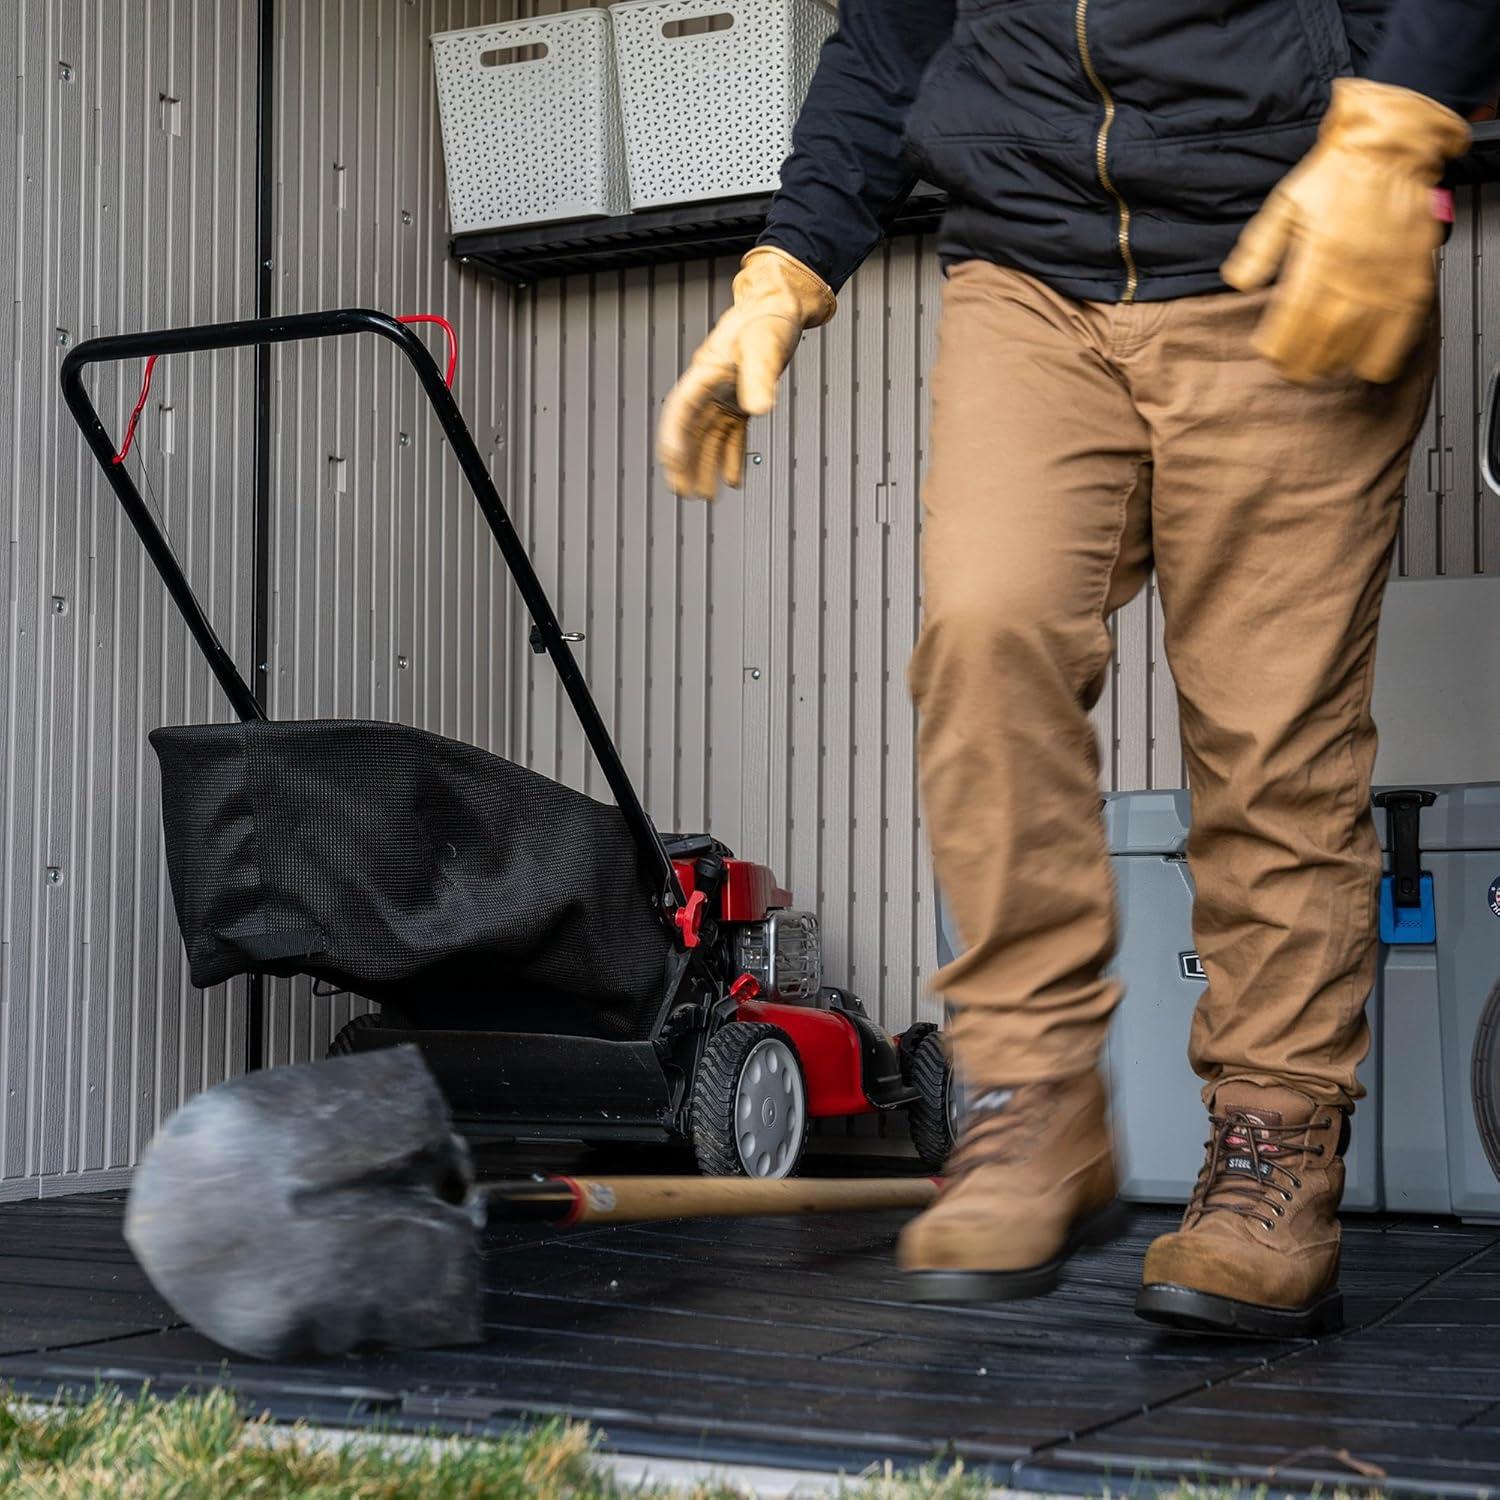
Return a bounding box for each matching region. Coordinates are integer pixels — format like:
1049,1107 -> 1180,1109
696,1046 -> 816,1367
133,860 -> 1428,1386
259,0 -> 516,1067
1,0 -> 258,1200
507,244 -> 945,1032
4,0 -> 1496,1190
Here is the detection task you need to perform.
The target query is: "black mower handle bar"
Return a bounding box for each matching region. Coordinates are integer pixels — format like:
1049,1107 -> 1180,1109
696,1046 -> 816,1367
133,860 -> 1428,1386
60,307 -> 684,914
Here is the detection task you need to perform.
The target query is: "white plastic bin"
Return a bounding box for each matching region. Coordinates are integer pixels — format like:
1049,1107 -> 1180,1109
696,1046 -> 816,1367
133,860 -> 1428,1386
431,11 -> 630,234
611,0 -> 837,210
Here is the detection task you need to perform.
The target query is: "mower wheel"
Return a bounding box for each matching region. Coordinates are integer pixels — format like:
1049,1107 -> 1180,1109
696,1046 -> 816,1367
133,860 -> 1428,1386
691,1022 -> 808,1179
326,1011 -> 383,1059
903,1026 -> 957,1170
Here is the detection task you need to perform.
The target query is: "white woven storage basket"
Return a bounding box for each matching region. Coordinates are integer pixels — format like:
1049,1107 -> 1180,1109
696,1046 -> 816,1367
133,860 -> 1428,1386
610,0 -> 837,210
431,11 -> 630,234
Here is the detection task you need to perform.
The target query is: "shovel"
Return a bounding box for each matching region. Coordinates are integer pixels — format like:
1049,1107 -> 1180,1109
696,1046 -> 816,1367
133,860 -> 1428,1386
124,1046 -> 938,1361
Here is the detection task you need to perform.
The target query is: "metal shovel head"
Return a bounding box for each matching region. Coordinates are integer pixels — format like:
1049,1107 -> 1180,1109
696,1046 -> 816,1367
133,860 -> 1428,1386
125,1045 -> 485,1361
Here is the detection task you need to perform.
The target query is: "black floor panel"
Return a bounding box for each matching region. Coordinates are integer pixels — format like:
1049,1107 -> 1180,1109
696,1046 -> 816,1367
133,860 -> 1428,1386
1,1188 -> 1498,1494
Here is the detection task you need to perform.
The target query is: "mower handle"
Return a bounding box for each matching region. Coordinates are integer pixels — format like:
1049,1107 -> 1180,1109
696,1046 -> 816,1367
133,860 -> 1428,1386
59,307 -> 685,914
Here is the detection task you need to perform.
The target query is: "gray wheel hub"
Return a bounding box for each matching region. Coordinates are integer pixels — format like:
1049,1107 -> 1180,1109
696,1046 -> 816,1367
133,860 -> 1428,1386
734,1038 -> 805,1178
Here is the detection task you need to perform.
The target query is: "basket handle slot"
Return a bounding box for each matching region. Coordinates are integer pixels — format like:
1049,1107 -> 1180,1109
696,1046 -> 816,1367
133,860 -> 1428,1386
661,12 -> 735,38
479,40 -> 549,66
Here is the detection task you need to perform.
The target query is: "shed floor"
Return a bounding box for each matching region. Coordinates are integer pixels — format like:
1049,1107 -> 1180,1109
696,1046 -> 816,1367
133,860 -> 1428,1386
2,1165 -> 1499,1496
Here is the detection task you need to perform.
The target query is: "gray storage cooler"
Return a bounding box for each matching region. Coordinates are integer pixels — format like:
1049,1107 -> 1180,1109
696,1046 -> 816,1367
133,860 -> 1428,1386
1098,790 -> 1386,1208
934,578 -> 1499,1214
936,783 -> 1500,1216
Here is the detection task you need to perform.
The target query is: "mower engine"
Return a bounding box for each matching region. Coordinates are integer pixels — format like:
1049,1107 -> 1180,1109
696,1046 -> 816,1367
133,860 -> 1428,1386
733,910 -> 822,1005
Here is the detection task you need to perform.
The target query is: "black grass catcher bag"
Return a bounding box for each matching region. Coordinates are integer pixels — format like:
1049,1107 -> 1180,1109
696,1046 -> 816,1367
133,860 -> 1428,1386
150,719 -> 673,1040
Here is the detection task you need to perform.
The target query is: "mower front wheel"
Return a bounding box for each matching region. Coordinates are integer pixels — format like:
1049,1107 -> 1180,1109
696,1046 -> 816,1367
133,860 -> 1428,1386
902,1025 -> 958,1170
691,1022 -> 808,1179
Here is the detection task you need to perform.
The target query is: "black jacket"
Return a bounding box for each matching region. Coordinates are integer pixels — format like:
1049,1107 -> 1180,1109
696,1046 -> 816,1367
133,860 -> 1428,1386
761,0 -> 1500,302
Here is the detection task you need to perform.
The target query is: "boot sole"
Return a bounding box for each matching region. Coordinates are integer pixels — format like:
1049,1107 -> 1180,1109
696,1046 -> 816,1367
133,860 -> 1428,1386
1135,1281 -> 1343,1339
906,1199 -> 1130,1304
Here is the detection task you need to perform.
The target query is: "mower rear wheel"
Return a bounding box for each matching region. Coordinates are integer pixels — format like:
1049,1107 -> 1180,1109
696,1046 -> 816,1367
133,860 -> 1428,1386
326,1011 -> 383,1059
904,1026 -> 957,1170
691,1022 -> 808,1179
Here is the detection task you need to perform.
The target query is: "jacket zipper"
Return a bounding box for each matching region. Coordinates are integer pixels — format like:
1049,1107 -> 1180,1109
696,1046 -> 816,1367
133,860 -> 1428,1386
1074,0 -> 1139,302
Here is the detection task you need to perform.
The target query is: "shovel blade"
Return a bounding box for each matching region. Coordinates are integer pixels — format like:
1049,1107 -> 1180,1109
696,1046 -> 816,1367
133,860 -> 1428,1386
125,1045 -> 484,1361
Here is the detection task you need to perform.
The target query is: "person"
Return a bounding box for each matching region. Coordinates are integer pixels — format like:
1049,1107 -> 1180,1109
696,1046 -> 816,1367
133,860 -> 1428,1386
656,2 -> 1500,1336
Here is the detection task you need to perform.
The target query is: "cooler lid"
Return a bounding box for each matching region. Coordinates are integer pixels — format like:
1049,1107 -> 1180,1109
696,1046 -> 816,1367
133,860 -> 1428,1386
1107,783 -> 1500,855
1103,790 -> 1192,855
1374,782 -> 1500,852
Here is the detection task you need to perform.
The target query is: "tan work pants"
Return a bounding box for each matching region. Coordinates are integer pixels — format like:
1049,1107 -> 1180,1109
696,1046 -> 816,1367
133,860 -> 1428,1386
912,261 -> 1436,1108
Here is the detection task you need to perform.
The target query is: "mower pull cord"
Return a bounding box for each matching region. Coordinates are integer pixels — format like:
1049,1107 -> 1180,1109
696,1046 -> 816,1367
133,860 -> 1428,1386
108,314 -> 457,469
395,314 -> 458,387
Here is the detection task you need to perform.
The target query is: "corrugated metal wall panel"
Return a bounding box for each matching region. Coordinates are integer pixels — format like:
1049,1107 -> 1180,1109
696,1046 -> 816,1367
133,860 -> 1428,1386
259,0 -> 516,1067
1,0 -> 257,1200
5,0 -> 1496,1187
507,204 -> 1500,1030
508,243 -> 946,1032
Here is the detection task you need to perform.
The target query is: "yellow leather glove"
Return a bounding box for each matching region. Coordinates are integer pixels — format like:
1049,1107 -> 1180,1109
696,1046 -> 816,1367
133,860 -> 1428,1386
1222,78 -> 1470,385
658,246 -> 836,499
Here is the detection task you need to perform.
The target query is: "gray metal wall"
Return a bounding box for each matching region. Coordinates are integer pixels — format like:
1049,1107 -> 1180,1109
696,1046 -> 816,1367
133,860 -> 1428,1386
258,0 -> 515,1067
508,244 -> 944,1034
4,0 -> 1497,1193
507,190 -> 1500,1031
0,0 -> 515,1198
1,0 -> 259,1200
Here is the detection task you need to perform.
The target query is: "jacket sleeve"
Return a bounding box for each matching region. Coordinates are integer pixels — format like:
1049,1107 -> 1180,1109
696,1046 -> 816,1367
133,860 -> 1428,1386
757,0 -> 956,291
1367,0 -> 1500,116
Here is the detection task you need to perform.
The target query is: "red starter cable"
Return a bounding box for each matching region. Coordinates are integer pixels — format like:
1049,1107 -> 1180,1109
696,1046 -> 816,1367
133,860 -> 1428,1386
110,355 -> 159,465
108,313 -> 458,467
397,313 -> 458,387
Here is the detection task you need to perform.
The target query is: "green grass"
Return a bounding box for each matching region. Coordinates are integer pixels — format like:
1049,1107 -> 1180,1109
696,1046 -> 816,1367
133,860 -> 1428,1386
0,1386 -> 990,1499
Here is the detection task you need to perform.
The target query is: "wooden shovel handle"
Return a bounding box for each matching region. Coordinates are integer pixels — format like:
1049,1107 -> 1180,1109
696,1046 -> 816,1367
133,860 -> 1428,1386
480,1174 -> 941,1226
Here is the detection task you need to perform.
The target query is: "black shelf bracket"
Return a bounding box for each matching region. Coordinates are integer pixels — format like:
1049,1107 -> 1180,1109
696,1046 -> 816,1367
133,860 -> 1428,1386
450,187 -> 949,285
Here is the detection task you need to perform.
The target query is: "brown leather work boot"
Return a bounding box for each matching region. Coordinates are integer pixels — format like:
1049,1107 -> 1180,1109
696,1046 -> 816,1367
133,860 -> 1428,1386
899,1069 -> 1125,1301
1136,1081 -> 1346,1338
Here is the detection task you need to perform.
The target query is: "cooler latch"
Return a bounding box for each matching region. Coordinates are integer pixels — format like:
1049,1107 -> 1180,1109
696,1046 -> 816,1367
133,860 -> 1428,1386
1374,789 -> 1438,945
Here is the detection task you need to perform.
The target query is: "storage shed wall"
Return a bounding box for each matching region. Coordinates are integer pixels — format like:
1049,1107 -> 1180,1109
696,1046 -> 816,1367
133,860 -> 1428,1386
0,0 -> 515,1198
2,0 -> 260,1200
257,0 -> 516,1068
3,0 -> 1497,1193
505,194 -> 1500,1036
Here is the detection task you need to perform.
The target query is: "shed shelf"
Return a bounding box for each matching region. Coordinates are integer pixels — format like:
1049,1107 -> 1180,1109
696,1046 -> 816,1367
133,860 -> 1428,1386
453,124 -> 1500,285
450,187 -> 948,284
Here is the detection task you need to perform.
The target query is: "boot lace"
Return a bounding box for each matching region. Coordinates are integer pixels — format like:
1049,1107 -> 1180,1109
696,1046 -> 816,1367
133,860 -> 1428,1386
943,1083 -> 1053,1178
1189,1108 -> 1330,1232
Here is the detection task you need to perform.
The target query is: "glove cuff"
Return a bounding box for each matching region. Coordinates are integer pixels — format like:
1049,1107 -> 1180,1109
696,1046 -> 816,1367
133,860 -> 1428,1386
737,245 -> 838,329
1323,78 -> 1472,180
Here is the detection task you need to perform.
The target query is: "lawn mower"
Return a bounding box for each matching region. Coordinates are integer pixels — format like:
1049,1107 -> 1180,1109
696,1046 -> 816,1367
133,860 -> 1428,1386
60,307 -> 957,1181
